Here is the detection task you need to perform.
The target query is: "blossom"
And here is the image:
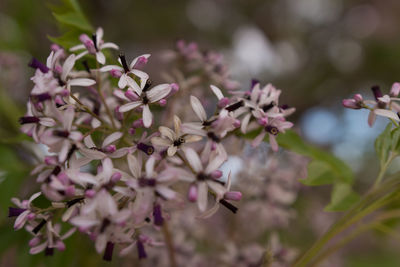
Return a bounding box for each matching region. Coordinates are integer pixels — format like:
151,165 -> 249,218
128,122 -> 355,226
100,53 -> 150,89
9,192 -> 41,230
119,83 -> 173,127
70,27 -> 119,64
178,148 -> 227,212
151,115 -> 202,156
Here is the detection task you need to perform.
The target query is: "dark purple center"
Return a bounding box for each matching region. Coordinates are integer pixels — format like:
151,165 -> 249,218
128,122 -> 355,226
28,58 -> 49,73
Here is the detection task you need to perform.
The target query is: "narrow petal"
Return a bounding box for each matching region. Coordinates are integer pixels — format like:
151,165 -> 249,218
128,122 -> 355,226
100,65 -> 123,72
197,182 -> 208,212
61,54 -> 76,81
159,126 -> 175,141
119,101 -> 142,113
69,78 -> 96,87
102,132 -> 123,148
147,84 -> 171,103
142,105 -> 153,128
374,109 -> 400,121
96,52 -> 106,65
101,42 -> 119,50
127,154 -> 141,178
210,85 -> 224,100
151,137 -> 171,147
190,96 -> 207,121
183,148 -> 202,172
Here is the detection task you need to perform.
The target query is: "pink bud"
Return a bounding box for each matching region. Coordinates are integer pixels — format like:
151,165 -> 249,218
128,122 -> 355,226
129,128 -> 136,135
27,213 -> 36,221
257,117 -> 268,126
188,42 -> 198,53
29,237 -> 41,247
211,170 -> 223,179
85,189 -> 96,198
104,145 -> 116,153
342,99 -> 361,109
188,184 -> 198,202
171,83 -> 179,93
79,34 -> 96,54
55,240 -> 66,251
134,56 -> 148,68
50,44 -> 61,52
391,83 -> 400,97
224,191 -> 242,201
159,99 -> 167,106
110,69 -> 122,78
233,119 -> 241,128
111,172 -> 122,183
211,142 -> 217,151
132,118 -> 144,128
125,90 -> 139,101
353,94 -> 363,102
218,97 -> 230,108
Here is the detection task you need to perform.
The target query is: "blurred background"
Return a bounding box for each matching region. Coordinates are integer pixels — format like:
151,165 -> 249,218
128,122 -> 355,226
1,0 -> 400,266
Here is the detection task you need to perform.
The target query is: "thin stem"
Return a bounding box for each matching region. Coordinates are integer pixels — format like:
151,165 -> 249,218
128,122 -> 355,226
95,61 -> 117,129
310,210 -> 400,266
372,152 -> 397,189
293,178 -> 400,267
70,94 -> 106,125
162,219 -> 177,267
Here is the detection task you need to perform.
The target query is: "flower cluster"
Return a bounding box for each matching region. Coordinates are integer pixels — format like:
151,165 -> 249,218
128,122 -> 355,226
342,83 -> 400,126
9,27 -> 295,261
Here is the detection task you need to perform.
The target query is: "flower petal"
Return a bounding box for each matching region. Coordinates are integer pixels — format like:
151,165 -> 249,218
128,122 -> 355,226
184,148 -> 202,173
190,96 -> 207,121
142,105 -> 153,128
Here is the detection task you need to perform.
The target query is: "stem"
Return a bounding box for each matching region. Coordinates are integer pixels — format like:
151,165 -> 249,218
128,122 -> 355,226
372,152 -> 397,189
293,178 -> 400,267
95,61 -> 117,129
70,94 -> 106,125
310,209 -> 400,266
162,219 -> 177,267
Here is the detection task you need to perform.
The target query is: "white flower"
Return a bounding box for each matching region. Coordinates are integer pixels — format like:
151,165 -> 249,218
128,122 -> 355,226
100,53 -> 150,90
119,83 -> 172,128
70,27 -> 119,64
151,115 -> 202,156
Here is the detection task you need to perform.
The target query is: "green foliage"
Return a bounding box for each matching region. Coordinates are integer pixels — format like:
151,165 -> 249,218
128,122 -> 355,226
48,0 -> 93,48
276,130 -> 359,211
375,123 -> 400,168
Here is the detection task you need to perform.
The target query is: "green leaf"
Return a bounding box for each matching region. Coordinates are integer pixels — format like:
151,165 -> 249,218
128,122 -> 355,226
300,160 -> 336,186
48,0 -> 93,48
324,183 -> 361,212
375,123 -> 393,167
52,12 -> 92,32
277,130 -> 354,184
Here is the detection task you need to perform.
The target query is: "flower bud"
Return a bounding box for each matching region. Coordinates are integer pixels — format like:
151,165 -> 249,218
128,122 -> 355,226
188,184 -> 198,202
55,240 -> 66,251
29,237 -> 41,247
391,83 -> 400,97
110,69 -> 122,78
104,145 -> 116,153
132,119 -> 144,128
125,90 -> 139,101
85,189 -> 96,198
233,119 -> 241,128
342,99 -> 361,109
224,191 -> 242,201
111,172 -> 122,183
218,97 -> 230,108
159,99 -> 167,106
211,170 -> 223,179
